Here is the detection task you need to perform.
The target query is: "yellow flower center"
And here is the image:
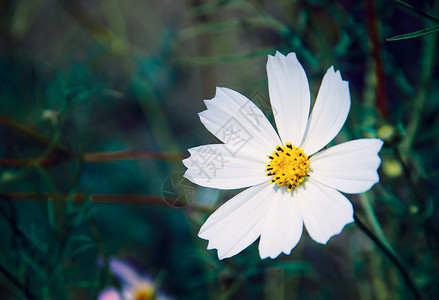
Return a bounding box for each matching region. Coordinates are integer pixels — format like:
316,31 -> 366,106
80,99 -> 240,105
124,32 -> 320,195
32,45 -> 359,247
135,288 -> 154,300
265,143 -> 309,191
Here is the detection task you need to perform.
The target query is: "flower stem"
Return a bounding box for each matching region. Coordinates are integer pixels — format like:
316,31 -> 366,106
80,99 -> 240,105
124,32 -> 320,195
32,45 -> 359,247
354,212 -> 422,300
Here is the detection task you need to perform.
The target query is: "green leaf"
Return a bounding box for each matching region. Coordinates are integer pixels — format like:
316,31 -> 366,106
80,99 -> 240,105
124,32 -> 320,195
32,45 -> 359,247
392,0 -> 439,23
386,24 -> 439,41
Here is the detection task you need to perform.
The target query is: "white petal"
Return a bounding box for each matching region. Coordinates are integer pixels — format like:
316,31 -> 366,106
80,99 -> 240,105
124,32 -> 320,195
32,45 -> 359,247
258,187 -> 303,259
267,51 -> 310,145
198,182 -> 274,259
309,139 -> 383,194
300,66 -> 350,155
109,258 -> 141,284
183,144 -> 267,189
98,287 -> 122,300
199,87 -> 281,160
298,178 -> 354,244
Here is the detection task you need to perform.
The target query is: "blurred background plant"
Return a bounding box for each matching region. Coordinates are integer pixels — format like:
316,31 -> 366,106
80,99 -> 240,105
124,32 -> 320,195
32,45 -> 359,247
0,0 -> 438,299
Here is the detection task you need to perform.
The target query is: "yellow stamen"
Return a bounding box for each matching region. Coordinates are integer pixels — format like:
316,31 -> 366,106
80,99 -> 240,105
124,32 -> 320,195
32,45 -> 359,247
265,143 -> 309,191
135,288 -> 154,300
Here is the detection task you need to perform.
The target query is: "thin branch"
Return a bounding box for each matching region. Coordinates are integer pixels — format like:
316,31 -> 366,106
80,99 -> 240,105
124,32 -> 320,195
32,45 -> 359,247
366,0 -> 389,119
0,193 -> 212,212
354,213 -> 422,300
83,150 -> 187,162
0,115 -> 187,167
0,150 -> 187,167
0,114 -> 69,155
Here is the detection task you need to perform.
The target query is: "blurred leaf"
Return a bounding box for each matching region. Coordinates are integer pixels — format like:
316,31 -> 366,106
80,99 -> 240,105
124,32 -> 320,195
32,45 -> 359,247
69,242 -> 96,258
17,248 -> 46,280
69,205 -> 95,228
47,198 -> 57,231
270,261 -> 314,275
10,0 -> 47,38
333,31 -> 352,57
392,68 -> 416,97
70,235 -> 94,243
179,18 -> 280,40
174,48 -> 273,65
0,170 -> 26,185
415,196 -> 435,221
360,193 -> 398,258
34,166 -> 59,192
244,261 -> 313,279
65,87 -> 124,105
386,24 -> 439,41
187,0 -> 234,17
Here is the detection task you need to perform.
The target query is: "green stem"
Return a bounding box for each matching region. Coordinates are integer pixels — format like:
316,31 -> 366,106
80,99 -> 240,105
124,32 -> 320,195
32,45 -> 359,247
394,147 -> 422,203
354,213 -> 422,300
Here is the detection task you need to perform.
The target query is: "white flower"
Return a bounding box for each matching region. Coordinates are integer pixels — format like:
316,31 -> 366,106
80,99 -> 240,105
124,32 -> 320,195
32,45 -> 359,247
98,258 -> 172,300
183,51 -> 383,260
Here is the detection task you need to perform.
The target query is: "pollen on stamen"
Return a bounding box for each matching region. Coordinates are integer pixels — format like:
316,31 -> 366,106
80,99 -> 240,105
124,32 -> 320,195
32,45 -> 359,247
265,143 -> 309,191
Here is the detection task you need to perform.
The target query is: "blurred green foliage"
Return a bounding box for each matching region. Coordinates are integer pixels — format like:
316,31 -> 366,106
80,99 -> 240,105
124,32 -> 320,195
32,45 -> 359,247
0,0 -> 438,299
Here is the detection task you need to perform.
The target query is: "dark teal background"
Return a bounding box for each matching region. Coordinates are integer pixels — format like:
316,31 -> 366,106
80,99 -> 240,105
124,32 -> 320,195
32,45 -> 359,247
0,0 -> 438,299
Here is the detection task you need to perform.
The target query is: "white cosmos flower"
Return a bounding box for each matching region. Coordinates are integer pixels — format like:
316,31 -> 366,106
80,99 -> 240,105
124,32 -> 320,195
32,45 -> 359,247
183,51 -> 383,260
98,258 -> 173,300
